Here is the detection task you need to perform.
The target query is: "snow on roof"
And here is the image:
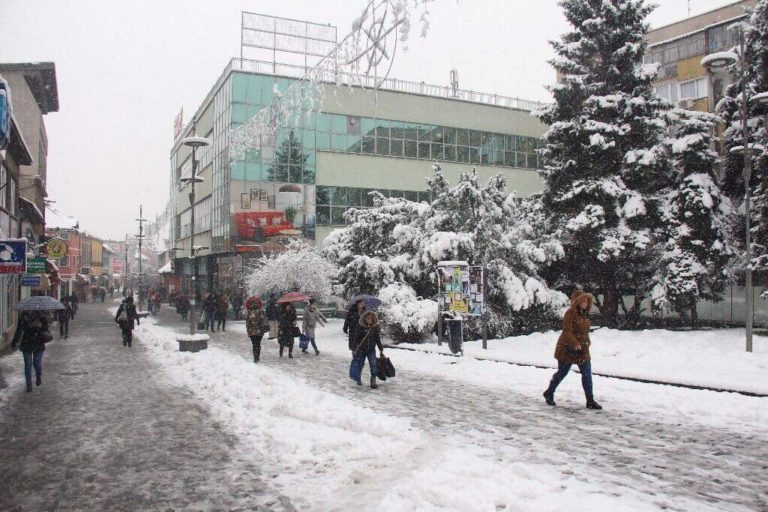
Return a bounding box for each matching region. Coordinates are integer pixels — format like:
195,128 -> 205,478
102,244 -> 114,253
18,197 -> 44,222
46,208 -> 79,230
158,261 -> 173,274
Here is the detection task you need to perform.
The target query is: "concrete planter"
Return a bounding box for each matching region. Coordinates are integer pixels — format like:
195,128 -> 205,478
176,334 -> 210,353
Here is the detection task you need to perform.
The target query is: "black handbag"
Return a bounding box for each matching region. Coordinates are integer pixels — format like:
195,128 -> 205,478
378,356 -> 396,378
291,325 -> 302,338
566,345 -> 584,359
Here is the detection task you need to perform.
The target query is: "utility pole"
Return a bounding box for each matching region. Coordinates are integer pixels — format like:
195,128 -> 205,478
136,205 -> 147,310
124,234 -> 129,294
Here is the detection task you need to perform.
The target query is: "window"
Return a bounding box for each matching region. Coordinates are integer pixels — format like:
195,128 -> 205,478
654,82 -> 679,103
0,163 -> 6,211
679,77 -> 707,100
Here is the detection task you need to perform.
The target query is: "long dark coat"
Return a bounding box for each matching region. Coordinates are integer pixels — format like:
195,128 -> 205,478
277,305 -> 297,346
343,305 -> 365,346
554,292 -> 593,365
12,315 -> 52,353
115,302 -> 140,330
352,311 -> 383,353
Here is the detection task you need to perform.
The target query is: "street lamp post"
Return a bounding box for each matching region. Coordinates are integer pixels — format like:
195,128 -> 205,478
180,135 -> 211,336
136,205 -> 147,310
702,26 -> 768,353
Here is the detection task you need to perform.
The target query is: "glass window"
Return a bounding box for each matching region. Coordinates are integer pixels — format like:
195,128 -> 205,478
390,139 -> 404,157
362,189 -> 377,207
431,143 -> 444,160
418,142 -> 430,159
316,186 -> 331,205
361,118 -> 376,137
404,191 -> 418,202
443,127 -> 456,145
469,131 -> 481,147
303,167 -> 315,184
346,135 -> 362,153
492,150 -> 504,166
521,137 -> 535,153
376,137 -> 390,155
301,130 -> 315,148
402,123 -> 419,141
418,125 -> 434,141
332,134 -> 347,151
362,137 -> 375,154
457,146 -> 470,163
316,206 -> 330,225
348,188 -> 362,207
346,115 -> 361,135
389,190 -> 403,199
404,141 -> 417,158
431,127 -> 444,143
245,163 -> 262,181
316,113 -> 332,132
504,151 -> 515,167
375,121 -> 389,138
316,132 -> 331,151
469,147 -> 480,164
444,145 -> 457,162
390,122 -> 404,139
332,114 -> 347,134
331,207 -> 346,224
231,73 -> 248,103
679,78 -> 707,100
457,129 -> 470,146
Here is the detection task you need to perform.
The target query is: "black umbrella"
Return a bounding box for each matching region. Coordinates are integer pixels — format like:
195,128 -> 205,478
15,296 -> 65,311
348,294 -> 382,310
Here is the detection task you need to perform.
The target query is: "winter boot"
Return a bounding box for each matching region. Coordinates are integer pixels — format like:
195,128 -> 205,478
279,346 -> 284,357
370,376 -> 378,389
288,351 -> 294,359
315,350 -> 320,356
36,375 -> 41,387
26,382 -> 32,393
586,397 -> 603,410
543,390 -> 556,406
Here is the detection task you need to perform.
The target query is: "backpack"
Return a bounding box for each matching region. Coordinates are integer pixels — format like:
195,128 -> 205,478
118,309 -> 128,322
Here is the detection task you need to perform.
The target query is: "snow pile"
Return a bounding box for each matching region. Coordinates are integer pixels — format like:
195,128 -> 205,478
175,333 -> 210,342
378,283 -> 437,342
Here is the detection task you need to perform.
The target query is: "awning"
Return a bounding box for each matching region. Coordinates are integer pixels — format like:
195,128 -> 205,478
19,197 -> 44,224
158,261 -> 173,274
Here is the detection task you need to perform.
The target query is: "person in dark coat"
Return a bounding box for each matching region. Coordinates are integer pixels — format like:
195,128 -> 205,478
277,302 -> 297,358
543,290 -> 602,410
216,294 -> 229,331
54,298 -> 72,339
69,293 -> 79,319
11,311 -> 53,392
99,288 -> 106,303
231,291 -> 244,321
266,293 -> 279,339
203,293 -> 217,332
350,310 -> 384,389
245,297 -> 269,363
343,299 -> 365,348
115,296 -> 140,347
176,294 -> 190,321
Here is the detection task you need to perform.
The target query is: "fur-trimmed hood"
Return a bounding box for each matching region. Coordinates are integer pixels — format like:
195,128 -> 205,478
569,290 -> 594,311
359,310 -> 379,328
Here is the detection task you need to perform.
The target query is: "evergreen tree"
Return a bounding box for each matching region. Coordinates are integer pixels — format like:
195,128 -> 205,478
536,0 -> 672,326
651,109 -> 737,327
718,1 -> 768,274
267,130 -> 311,183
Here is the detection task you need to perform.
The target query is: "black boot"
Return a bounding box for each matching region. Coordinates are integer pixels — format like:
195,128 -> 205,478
586,397 -> 603,410
36,375 -> 41,387
370,376 -> 377,389
279,347 -> 283,357
543,390 -> 556,406
26,382 -> 32,393
288,351 -> 294,359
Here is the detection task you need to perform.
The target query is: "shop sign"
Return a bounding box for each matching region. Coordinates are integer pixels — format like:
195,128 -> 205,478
28,257 -> 47,274
47,238 -> 68,259
0,239 -> 27,274
20,275 -> 41,287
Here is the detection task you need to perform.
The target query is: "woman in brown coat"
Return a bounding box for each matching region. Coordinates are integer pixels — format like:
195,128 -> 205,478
543,290 -> 602,410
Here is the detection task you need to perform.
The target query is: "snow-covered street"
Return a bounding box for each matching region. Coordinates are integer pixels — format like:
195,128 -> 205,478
1,302 -> 766,511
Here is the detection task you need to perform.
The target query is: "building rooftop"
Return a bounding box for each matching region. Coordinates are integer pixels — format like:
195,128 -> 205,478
0,62 -> 59,114
647,0 -> 757,46
46,207 -> 79,230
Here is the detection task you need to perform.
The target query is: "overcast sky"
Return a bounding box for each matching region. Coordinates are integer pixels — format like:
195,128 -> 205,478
0,0 -> 741,240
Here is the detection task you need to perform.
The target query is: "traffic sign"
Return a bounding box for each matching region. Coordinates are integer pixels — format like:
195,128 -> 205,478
20,275 -> 41,287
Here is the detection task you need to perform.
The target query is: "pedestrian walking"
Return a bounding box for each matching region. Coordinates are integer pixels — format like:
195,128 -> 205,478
349,311 -> 384,389
203,293 -> 217,332
245,297 -> 269,363
277,302 -> 297,358
343,299 -> 365,349
99,288 -> 106,303
266,293 -> 279,339
115,296 -> 140,348
150,292 -> 161,317
109,285 -> 114,298
231,291 -> 243,321
11,311 -> 53,392
301,299 -> 325,355
69,293 -> 79,319
216,294 -> 229,331
54,298 -> 72,339
543,290 -> 603,410
176,294 -> 190,321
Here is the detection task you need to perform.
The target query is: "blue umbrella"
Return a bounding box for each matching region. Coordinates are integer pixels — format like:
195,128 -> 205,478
348,294 -> 382,310
15,296 -> 65,311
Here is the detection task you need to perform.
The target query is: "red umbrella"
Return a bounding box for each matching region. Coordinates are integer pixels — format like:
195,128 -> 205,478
277,292 -> 311,304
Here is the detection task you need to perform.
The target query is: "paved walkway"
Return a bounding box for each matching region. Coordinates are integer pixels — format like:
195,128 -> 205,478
155,307 -> 768,512
0,302 -> 293,511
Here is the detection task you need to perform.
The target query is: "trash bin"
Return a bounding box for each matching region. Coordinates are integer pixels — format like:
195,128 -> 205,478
446,318 -> 463,354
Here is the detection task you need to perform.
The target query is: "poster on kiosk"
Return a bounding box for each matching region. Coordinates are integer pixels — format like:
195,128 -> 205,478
437,261 -> 484,316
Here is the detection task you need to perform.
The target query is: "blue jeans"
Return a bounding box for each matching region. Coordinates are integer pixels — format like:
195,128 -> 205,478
547,361 -> 593,399
350,348 -> 377,383
23,351 -> 43,387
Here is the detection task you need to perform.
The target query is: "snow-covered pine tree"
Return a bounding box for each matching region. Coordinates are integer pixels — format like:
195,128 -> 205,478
651,109 -> 737,327
536,0 -> 672,326
718,0 -> 768,274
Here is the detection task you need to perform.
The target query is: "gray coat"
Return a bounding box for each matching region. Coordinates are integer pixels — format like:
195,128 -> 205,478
302,307 -> 326,338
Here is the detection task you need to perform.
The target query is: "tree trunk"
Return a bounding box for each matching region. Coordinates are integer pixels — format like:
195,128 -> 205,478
690,297 -> 698,330
602,284 -> 620,328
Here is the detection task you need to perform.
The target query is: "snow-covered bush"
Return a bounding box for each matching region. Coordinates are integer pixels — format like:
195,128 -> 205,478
378,283 -> 438,343
245,239 -> 338,305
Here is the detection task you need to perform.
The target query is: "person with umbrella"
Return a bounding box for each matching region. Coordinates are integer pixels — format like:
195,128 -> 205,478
11,297 -> 60,392
266,293 -> 279,339
344,296 -> 373,349
115,296 -> 140,347
277,301 -> 298,358
350,310 -> 385,389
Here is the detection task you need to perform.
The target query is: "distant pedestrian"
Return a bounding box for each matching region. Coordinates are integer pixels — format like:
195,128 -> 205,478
343,299 -> 365,349
349,311 -> 384,389
115,296 -> 140,348
543,290 -> 602,410
203,293 -> 217,332
266,293 -> 279,339
11,311 -> 53,392
245,297 -> 269,363
69,293 -> 79,319
216,294 -> 229,331
99,288 -> 106,303
109,285 -> 114,298
301,299 -> 325,355
54,298 -> 72,339
231,291 -> 244,321
176,294 -> 190,321
277,302 -> 297,358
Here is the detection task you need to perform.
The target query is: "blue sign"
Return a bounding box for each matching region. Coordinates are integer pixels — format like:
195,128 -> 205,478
0,239 -> 27,274
20,275 -> 41,287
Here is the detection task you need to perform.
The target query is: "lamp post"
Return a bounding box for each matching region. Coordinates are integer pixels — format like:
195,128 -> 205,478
136,205 -> 147,310
180,135 -> 211,336
702,26 -> 768,353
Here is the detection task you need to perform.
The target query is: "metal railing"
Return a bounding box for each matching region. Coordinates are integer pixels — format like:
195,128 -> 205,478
230,58 -> 547,112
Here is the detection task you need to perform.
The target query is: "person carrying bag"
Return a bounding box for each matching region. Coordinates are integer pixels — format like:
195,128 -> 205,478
349,311 -> 385,389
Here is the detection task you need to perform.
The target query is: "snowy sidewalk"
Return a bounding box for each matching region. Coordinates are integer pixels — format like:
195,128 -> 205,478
147,309 -> 768,511
0,303 -> 292,511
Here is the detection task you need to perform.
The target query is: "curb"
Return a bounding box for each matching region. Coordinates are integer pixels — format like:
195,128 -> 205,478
383,344 -> 768,398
